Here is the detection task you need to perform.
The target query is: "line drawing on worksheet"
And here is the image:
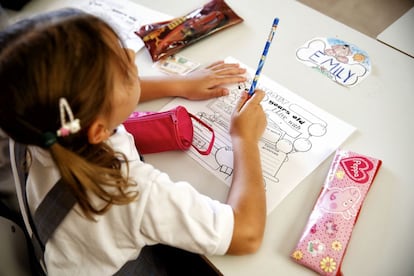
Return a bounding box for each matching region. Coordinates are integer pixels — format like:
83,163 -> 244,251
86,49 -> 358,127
180,79 -> 327,188
161,57 -> 355,212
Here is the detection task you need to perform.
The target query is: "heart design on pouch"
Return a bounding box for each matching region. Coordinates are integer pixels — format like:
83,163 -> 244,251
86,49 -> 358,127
340,157 -> 374,184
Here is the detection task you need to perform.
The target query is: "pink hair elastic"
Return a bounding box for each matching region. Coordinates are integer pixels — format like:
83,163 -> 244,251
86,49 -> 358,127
56,98 -> 81,137
291,149 -> 381,275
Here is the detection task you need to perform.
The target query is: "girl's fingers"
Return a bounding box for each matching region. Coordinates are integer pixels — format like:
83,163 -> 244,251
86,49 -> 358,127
215,67 -> 246,76
247,90 -> 265,105
204,60 -> 225,69
234,91 -> 249,112
238,89 -> 265,111
206,61 -> 245,73
208,75 -> 246,89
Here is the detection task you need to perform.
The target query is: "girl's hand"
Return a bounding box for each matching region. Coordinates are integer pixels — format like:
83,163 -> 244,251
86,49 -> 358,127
226,89 -> 267,254
139,61 -> 247,102
230,90 -> 267,143
179,60 -> 247,100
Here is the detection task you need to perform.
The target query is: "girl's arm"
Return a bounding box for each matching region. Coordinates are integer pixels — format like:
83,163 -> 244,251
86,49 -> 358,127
225,90 -> 267,255
139,61 -> 247,102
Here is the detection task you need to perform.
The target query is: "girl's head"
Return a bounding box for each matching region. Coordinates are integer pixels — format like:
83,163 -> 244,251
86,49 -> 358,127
0,8 -> 140,218
0,8 -> 140,149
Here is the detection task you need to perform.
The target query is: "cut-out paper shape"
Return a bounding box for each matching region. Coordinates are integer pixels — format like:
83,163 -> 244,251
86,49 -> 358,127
296,37 -> 371,87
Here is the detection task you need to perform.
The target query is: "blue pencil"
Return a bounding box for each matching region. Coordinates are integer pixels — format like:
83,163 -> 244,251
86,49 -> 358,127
248,18 -> 279,96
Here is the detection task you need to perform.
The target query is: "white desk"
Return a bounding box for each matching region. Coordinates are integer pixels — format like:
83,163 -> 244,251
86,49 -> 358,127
377,7 -> 414,58
133,1 -> 414,275
8,0 -> 414,275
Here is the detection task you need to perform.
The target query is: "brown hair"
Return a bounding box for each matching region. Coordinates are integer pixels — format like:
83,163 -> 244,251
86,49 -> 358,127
0,8 -> 138,219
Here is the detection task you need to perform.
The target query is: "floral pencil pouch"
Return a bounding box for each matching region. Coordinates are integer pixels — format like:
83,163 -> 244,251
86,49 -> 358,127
291,149 -> 381,275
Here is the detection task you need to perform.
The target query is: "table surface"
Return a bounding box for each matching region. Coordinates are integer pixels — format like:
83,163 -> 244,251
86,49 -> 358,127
8,0 -> 414,275
377,7 -> 414,58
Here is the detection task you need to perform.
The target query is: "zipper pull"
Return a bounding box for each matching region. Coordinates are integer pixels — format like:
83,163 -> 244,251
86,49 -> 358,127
171,112 -> 178,124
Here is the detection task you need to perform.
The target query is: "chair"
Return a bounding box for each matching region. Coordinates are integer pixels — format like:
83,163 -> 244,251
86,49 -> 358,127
0,138 -> 32,275
9,139 -> 45,275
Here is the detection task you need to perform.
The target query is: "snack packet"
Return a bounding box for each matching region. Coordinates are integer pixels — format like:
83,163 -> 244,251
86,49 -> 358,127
291,149 -> 381,275
154,54 -> 200,75
136,0 -> 243,61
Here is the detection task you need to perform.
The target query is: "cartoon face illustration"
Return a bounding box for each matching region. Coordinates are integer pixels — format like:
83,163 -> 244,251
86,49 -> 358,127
296,37 -> 371,86
324,44 -> 352,63
319,187 -> 361,220
307,239 -> 325,256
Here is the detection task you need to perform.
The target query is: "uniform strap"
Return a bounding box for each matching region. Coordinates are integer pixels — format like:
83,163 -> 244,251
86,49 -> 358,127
10,139 -> 76,274
10,139 -> 160,275
33,178 -> 77,245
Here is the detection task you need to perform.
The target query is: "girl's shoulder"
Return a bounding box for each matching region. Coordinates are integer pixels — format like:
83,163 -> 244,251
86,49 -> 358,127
108,125 -> 141,161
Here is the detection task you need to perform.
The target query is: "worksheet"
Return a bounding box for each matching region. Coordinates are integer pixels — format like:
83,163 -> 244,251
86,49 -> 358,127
79,0 -> 171,52
161,57 -> 355,213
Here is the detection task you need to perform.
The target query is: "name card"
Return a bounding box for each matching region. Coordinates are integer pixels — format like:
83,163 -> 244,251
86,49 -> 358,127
296,37 -> 371,87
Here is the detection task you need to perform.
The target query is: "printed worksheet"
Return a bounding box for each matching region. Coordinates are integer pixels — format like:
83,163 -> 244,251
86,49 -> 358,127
161,57 -> 355,213
79,0 -> 171,52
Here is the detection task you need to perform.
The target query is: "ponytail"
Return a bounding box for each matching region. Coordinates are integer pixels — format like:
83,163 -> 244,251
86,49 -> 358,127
0,9 -> 140,220
49,142 -> 138,220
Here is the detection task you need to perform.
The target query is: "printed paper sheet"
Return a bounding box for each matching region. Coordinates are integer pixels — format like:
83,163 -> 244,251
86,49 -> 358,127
161,57 -> 355,213
79,0 -> 171,52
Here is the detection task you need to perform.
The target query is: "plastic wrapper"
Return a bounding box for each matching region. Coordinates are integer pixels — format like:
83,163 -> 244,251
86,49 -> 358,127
135,0 -> 243,61
291,149 -> 382,275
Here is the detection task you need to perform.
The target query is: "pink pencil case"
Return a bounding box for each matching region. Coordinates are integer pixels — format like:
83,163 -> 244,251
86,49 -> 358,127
291,149 -> 381,275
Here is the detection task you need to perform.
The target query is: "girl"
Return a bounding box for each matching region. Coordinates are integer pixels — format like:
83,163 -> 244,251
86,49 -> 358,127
0,8 -> 267,275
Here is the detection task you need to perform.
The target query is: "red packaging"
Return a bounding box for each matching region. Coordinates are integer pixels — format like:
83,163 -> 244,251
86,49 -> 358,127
136,0 -> 243,61
291,149 -> 382,275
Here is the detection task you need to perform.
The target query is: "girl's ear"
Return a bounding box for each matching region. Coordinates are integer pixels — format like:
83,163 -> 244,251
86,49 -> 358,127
87,119 -> 111,144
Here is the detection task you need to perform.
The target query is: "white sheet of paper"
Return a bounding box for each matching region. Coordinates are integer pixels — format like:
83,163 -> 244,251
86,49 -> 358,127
79,0 -> 171,52
161,56 -> 355,213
